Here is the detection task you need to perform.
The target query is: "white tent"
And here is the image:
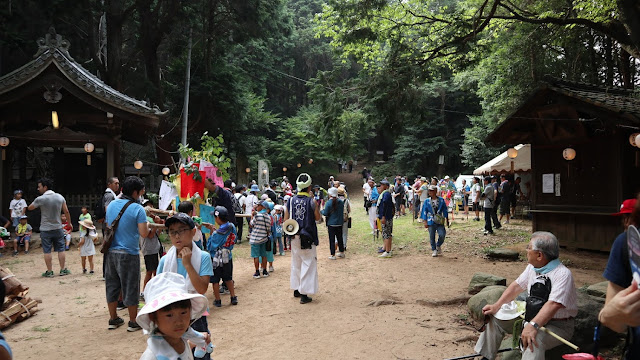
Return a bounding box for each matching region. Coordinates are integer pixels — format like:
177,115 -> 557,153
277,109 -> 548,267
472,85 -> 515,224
473,144 -> 531,175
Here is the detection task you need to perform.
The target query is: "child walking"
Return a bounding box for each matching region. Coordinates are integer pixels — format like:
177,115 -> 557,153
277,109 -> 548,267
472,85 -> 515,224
249,200 -> 271,279
137,272 -> 212,360
61,213 -> 72,250
206,206 -> 238,307
13,215 -> 32,256
77,218 -> 97,274
274,205 -> 285,256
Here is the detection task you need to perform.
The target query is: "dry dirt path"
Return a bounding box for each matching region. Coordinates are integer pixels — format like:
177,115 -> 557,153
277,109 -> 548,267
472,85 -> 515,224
2,169 -> 607,359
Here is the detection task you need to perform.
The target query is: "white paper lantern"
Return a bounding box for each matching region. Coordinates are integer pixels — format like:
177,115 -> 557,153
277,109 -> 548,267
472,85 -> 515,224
563,148 -> 576,161
635,134 -> 640,148
51,111 -> 59,129
630,133 -> 640,147
507,147 -> 518,159
84,142 -> 95,153
134,160 -> 143,170
162,167 -> 170,175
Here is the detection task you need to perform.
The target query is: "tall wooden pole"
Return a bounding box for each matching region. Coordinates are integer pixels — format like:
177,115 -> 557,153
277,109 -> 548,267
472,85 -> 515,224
181,28 -> 193,149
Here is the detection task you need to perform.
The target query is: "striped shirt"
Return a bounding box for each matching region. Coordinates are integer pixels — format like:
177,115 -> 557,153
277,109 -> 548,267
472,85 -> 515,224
516,263 -> 578,319
249,213 -> 270,244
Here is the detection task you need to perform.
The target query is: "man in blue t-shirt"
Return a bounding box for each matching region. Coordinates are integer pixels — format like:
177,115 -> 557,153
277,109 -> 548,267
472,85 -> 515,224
377,179 -> 394,258
601,199 -> 640,360
159,212 -> 214,360
104,176 -> 151,332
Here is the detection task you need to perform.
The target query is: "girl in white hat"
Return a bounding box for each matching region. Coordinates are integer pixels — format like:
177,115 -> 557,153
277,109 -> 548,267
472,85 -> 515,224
77,218 -> 97,274
138,272 -> 212,360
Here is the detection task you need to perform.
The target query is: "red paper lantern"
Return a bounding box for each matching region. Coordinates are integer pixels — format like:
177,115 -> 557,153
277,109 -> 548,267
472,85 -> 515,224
180,168 -> 206,199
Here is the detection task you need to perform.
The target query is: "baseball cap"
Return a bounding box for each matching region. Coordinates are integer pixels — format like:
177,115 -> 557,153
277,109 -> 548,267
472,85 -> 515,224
212,206 -> 229,221
420,177 -> 427,181
612,199 -> 637,216
165,213 -> 196,229
13,190 -> 22,195
19,215 -> 28,220
380,179 -> 390,186
428,185 -> 438,191
256,200 -> 270,209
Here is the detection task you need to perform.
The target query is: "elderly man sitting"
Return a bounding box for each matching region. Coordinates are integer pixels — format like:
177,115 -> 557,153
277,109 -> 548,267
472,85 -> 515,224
474,231 -> 578,360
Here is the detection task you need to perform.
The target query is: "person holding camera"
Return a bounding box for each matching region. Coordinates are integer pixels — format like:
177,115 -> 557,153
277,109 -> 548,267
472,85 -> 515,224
284,173 -> 321,304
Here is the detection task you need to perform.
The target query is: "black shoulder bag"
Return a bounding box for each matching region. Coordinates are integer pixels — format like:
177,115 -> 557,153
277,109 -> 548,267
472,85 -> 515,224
100,200 -> 134,254
525,275 -> 552,321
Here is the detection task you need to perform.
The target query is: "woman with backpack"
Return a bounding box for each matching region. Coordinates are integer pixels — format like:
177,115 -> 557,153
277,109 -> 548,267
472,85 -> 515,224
321,188 -> 345,260
420,185 -> 449,257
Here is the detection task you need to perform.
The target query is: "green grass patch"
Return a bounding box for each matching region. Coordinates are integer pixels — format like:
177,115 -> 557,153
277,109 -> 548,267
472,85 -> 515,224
32,326 -> 51,332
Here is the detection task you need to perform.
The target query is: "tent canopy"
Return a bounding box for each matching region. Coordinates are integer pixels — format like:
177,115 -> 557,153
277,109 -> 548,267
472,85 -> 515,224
473,144 -> 531,175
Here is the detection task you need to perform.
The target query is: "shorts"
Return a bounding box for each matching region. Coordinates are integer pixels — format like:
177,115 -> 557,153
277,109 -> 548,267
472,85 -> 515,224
510,196 -> 517,208
143,254 -> 159,272
11,217 -> 19,228
250,242 -> 268,258
40,229 -> 65,253
211,259 -> 233,283
464,195 -> 469,206
105,250 -> 140,307
16,234 -> 31,246
472,202 -> 480,212
381,218 -> 393,239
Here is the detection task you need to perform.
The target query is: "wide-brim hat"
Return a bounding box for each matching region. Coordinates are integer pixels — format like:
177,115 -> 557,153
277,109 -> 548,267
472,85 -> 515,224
494,301 -> 525,321
337,187 -> 346,195
136,272 -> 208,332
78,219 -> 96,230
250,184 -> 260,192
274,205 -> 285,212
283,219 -> 299,235
328,187 -> 338,198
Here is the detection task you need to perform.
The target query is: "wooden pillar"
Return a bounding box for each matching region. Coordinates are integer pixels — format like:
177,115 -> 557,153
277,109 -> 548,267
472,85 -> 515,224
53,147 -> 65,194
114,136 -> 122,179
106,141 -> 115,178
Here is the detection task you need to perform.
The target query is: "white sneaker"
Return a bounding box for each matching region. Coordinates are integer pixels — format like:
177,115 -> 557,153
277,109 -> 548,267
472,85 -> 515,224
436,246 -> 442,255
378,251 -> 392,258
432,250 -> 438,257
269,266 -> 274,273
328,255 -> 336,260
336,252 -> 345,258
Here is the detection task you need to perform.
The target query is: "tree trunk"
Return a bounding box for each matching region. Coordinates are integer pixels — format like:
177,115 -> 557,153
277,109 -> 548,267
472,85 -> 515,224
105,0 -> 127,90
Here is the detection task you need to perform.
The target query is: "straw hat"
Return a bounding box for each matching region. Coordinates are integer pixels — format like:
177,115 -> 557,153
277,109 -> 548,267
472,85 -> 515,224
78,218 -> 96,230
337,186 -> 346,196
136,272 -> 208,332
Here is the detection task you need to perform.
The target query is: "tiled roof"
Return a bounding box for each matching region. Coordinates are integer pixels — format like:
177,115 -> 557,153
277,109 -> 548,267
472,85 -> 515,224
543,77 -> 640,123
0,28 -> 164,119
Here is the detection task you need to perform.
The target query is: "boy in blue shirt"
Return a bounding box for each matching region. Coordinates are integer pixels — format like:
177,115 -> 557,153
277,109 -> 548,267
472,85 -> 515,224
158,213 -> 213,360
206,206 -> 238,307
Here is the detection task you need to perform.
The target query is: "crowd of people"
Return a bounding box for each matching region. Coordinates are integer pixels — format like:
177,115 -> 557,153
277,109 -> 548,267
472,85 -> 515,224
0,166 -> 638,360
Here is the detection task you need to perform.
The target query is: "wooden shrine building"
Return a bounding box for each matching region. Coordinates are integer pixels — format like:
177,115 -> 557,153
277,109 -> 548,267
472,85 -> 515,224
0,28 -> 163,229
487,78 -> 640,251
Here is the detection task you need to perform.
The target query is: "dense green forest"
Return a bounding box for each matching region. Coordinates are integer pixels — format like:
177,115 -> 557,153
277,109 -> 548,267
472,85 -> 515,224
1,0 -> 639,181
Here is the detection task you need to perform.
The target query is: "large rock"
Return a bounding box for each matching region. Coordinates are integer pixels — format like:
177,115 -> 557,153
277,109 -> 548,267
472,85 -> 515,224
586,281 -> 608,298
468,285 -> 507,321
573,290 -> 621,349
468,273 -> 508,295
486,248 -> 521,261
499,337 -> 521,360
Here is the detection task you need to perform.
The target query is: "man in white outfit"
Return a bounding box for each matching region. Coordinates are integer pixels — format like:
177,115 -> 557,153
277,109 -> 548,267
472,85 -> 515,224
285,173 -> 321,304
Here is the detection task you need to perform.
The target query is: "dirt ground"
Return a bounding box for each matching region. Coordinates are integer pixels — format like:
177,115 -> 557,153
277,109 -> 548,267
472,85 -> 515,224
1,172 -> 610,359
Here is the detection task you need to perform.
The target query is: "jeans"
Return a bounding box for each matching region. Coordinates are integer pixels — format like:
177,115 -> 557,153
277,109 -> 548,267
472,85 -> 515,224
484,208 -> 494,233
491,206 -> 501,228
277,236 -> 284,253
428,224 -> 446,250
327,225 -> 344,255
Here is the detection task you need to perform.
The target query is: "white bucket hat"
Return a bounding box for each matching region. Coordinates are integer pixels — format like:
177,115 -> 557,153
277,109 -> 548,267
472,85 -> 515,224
136,272 -> 208,332
494,301 -> 525,321
327,187 -> 338,198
